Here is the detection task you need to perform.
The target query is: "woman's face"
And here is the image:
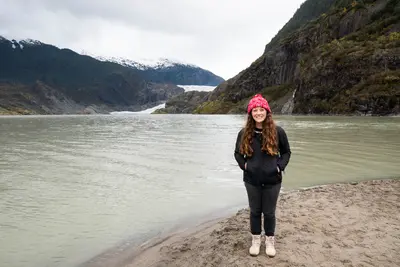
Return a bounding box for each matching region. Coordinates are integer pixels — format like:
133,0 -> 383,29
251,107 -> 267,124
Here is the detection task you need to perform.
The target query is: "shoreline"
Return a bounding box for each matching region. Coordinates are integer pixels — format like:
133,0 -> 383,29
83,178 -> 399,267
80,204 -> 246,267
1,112 -> 400,117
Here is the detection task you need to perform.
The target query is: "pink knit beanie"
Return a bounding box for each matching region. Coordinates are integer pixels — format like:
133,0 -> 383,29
247,94 -> 271,114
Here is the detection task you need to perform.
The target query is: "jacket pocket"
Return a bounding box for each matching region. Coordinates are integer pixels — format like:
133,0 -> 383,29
245,159 -> 254,174
276,168 -> 283,183
244,158 -> 258,185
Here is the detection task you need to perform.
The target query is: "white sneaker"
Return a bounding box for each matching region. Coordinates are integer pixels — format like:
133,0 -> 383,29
265,236 -> 276,257
249,235 -> 261,256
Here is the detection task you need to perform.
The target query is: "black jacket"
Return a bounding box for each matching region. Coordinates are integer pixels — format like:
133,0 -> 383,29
234,126 -> 291,186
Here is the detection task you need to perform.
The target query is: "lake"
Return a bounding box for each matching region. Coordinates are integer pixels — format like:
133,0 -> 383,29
0,114 -> 399,267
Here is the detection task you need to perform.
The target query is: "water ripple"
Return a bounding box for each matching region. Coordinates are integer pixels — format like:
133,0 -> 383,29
0,114 -> 399,267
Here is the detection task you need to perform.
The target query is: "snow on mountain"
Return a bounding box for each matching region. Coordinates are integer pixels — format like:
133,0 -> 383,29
0,36 -> 44,49
18,39 -> 43,46
11,40 -> 37,49
81,51 -> 198,70
177,85 -> 216,92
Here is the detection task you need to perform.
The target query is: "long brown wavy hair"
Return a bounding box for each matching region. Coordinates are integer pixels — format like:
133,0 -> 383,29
239,113 -> 278,157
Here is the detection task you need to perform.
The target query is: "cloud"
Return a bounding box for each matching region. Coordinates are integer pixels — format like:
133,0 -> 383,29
0,0 -> 305,79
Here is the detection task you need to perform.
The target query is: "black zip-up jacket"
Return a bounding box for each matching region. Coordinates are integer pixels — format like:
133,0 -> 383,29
234,126 -> 291,186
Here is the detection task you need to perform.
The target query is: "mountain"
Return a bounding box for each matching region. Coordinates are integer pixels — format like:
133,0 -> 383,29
159,0 -> 399,116
0,37 -> 223,115
86,54 -> 225,86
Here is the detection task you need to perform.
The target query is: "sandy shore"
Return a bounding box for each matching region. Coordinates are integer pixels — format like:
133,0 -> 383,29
121,179 -> 400,267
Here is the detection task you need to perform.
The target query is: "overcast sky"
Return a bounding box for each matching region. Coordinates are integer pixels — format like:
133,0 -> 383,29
0,0 -> 305,79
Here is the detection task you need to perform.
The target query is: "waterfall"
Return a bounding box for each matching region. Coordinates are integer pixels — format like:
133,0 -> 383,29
281,89 -> 296,115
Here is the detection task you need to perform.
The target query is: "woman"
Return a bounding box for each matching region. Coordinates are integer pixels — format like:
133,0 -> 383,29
234,94 -> 291,257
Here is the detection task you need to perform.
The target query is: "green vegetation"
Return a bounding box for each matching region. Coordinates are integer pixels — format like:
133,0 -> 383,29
193,100 -> 235,114
193,84 -> 293,114
301,29 -> 399,77
261,84 -> 293,101
330,70 -> 400,114
0,106 -> 34,115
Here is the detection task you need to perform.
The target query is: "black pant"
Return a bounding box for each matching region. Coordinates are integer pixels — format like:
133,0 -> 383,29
244,182 -> 281,236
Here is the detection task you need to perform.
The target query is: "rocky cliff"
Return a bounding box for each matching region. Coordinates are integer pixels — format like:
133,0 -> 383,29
161,0 -> 400,116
